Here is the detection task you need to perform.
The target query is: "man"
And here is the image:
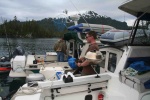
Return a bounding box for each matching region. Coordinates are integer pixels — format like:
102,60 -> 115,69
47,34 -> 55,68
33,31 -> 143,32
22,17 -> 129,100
77,31 -> 99,75
54,38 -> 67,62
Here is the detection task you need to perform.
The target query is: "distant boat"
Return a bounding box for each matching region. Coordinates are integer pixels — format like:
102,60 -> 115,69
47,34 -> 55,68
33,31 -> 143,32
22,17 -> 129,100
0,62 -> 11,74
68,23 -> 115,34
100,29 -> 150,46
100,29 -> 131,46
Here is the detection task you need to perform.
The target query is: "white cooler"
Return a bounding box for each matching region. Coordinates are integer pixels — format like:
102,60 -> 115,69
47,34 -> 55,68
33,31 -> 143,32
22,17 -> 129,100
45,52 -> 57,61
40,67 -> 64,80
12,56 -> 26,72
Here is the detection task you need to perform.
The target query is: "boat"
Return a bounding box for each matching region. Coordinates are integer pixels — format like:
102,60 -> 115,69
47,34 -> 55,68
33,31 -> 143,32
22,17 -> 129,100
100,29 -> 131,46
0,63 -> 11,74
5,0 -> 150,100
100,29 -> 150,46
8,14 -> 109,78
68,23 -> 115,34
0,57 -> 11,74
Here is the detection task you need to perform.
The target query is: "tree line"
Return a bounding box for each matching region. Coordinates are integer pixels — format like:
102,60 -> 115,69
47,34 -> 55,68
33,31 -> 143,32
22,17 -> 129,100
0,11 -> 129,38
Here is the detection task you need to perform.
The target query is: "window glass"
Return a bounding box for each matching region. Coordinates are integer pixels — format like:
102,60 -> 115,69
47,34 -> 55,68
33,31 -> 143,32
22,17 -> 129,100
141,94 -> 150,100
108,53 -> 117,72
69,42 -> 73,55
131,20 -> 150,46
98,51 -> 106,68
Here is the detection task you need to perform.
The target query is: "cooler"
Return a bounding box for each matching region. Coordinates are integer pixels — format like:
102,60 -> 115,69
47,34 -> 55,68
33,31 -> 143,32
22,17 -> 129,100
40,67 -> 64,80
45,52 -> 57,61
12,56 -> 26,72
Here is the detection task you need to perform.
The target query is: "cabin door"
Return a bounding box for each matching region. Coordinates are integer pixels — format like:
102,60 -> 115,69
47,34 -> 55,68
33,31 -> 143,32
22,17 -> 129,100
99,47 -> 123,73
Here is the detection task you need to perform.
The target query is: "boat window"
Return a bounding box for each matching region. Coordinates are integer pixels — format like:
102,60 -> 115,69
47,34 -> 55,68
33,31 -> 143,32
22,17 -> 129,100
80,32 -> 86,39
69,42 -> 73,56
99,51 -> 106,68
131,20 -> 150,46
108,53 -> 117,73
141,93 -> 150,100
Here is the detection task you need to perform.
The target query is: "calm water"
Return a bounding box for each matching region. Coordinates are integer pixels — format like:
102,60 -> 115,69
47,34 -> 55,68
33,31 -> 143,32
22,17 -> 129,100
0,38 -> 59,99
0,38 -> 59,57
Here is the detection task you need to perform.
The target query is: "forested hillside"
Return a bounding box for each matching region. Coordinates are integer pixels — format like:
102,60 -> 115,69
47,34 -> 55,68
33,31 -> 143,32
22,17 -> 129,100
0,11 -> 128,38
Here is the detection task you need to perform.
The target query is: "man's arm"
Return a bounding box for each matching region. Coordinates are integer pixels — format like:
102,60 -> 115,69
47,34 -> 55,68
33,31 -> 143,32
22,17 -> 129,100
77,59 -> 90,67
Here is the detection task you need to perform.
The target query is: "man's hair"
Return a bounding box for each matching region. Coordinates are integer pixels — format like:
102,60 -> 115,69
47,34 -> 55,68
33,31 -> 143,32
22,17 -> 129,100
87,31 -> 97,39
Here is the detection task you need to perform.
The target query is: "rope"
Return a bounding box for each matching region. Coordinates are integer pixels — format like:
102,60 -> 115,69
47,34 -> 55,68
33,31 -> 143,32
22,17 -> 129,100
11,86 -> 42,100
11,76 -> 56,99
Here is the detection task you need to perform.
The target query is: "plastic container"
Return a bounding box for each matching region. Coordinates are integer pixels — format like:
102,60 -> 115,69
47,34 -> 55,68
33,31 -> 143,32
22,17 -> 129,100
56,72 -> 63,80
68,58 -> 77,69
12,56 -> 26,72
40,67 -> 64,80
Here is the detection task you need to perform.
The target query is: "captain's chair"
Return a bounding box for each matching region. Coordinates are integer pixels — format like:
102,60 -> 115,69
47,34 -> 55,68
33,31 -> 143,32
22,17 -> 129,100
85,50 -> 104,74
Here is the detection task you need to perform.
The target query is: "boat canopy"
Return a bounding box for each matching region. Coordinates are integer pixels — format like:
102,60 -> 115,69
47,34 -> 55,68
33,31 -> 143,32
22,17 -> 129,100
68,23 -> 115,33
119,0 -> 150,20
63,31 -> 84,45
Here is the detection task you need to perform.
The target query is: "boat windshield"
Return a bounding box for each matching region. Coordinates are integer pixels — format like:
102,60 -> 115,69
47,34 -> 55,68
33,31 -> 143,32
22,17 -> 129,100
129,20 -> 150,46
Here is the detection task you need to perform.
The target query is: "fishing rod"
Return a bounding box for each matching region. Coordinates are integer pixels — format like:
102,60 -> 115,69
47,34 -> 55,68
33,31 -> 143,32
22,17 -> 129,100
1,17 -> 12,59
69,0 -> 92,30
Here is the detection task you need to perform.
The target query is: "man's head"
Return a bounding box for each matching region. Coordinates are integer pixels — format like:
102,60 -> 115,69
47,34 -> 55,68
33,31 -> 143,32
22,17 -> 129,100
59,37 -> 64,42
85,31 -> 97,43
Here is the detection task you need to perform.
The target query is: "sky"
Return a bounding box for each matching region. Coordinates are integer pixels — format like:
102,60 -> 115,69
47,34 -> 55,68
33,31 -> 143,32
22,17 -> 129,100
0,0 -> 136,26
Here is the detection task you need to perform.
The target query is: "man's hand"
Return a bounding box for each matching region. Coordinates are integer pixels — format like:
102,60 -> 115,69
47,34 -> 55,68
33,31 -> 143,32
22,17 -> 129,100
77,63 -> 81,67
79,57 -> 85,62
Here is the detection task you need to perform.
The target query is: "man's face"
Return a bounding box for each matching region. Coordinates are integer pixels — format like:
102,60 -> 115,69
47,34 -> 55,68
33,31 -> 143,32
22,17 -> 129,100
85,34 -> 92,43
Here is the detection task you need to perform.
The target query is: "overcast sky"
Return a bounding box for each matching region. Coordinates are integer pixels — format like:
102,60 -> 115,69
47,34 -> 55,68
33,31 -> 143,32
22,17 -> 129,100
0,0 -> 136,26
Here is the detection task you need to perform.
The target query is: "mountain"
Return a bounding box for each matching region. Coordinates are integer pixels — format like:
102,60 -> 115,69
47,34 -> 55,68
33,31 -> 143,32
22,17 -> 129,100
78,11 -> 128,30
0,11 -> 129,38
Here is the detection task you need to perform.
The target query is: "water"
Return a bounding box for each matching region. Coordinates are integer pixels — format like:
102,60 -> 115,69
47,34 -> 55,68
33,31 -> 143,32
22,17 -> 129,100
0,38 -> 59,57
0,38 -> 59,99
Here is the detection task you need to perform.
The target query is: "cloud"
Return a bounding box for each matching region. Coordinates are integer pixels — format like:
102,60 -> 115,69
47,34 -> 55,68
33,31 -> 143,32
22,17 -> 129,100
0,0 -> 136,26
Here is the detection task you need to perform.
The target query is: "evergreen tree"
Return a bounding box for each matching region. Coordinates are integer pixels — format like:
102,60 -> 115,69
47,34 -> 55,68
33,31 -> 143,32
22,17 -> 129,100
0,11 -> 129,38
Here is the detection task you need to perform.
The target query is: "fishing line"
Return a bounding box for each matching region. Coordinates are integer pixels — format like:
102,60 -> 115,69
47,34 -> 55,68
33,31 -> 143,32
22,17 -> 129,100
69,0 -> 92,30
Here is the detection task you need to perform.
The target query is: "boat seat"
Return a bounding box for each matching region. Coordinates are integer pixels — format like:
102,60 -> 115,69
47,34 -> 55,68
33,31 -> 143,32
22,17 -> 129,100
124,57 -> 150,69
119,57 -> 150,93
119,70 -> 150,93
26,55 -> 36,67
